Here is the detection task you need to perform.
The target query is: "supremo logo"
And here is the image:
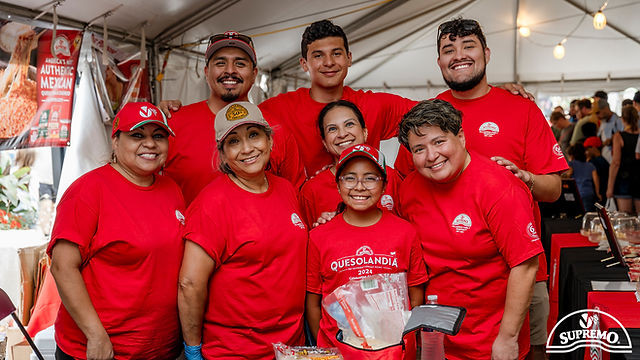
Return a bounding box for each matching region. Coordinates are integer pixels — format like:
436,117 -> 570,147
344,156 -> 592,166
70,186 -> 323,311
546,309 -> 632,354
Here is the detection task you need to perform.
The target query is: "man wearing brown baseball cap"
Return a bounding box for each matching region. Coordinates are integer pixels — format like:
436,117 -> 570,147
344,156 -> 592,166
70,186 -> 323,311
160,31 -> 304,205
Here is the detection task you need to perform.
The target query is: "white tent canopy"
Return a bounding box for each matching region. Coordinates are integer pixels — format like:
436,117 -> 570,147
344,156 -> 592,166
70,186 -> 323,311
2,0 -> 639,103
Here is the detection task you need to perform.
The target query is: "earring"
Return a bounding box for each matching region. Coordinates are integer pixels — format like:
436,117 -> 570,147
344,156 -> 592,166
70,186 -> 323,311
111,152 -> 117,164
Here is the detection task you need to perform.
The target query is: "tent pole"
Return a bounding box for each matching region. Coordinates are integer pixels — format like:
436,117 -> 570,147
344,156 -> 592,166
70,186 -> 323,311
513,0 -> 520,84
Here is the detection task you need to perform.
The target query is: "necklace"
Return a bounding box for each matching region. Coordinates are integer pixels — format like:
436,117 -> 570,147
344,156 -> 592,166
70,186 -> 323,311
230,173 -> 269,193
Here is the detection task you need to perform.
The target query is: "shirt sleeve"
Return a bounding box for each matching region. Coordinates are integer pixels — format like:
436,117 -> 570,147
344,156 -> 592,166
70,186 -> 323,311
183,196 -> 227,267
298,184 -> 316,229
372,93 -> 417,140
524,102 -> 569,175
486,183 -> 543,268
306,235 -> 322,294
47,180 -> 99,261
269,123 -> 307,190
393,146 -> 414,179
406,226 -> 428,287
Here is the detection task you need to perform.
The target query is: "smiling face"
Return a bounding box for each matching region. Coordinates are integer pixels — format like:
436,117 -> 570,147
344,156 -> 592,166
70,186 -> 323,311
338,157 -> 385,212
321,105 -> 368,159
205,47 -> 257,103
437,34 -> 490,92
112,124 -> 169,181
300,36 -> 352,91
408,125 -> 469,183
220,124 -> 272,179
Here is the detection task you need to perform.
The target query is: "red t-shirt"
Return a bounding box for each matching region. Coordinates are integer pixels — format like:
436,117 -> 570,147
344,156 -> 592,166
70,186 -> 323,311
298,165 -> 403,227
259,87 -> 417,176
394,87 -> 568,280
398,155 -> 543,360
307,212 -> 428,359
163,101 -> 305,206
47,164 -> 185,360
184,173 -> 307,359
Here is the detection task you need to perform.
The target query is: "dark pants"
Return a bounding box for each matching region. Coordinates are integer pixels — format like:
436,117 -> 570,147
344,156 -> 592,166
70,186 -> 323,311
56,346 -> 75,360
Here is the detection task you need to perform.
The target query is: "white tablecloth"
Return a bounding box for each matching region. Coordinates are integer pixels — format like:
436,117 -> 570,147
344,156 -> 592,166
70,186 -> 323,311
0,229 -> 47,322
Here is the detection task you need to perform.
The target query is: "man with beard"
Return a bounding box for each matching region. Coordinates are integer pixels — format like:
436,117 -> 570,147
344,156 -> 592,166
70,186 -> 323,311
161,32 -> 304,205
395,18 -> 567,360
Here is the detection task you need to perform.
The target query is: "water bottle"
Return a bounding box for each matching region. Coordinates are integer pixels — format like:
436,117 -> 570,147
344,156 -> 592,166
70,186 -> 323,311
421,295 -> 445,360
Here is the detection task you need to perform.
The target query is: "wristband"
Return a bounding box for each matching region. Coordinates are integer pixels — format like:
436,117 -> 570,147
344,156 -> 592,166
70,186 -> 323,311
184,342 -> 204,360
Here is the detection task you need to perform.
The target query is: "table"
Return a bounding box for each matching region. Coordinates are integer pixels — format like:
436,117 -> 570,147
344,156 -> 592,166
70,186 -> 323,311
586,292 -> 640,360
548,233 -> 597,334
0,229 -> 47,319
552,247 -> 631,359
542,217 -> 583,265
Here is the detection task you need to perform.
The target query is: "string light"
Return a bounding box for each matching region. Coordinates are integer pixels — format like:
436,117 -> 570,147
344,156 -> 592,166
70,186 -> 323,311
518,26 -> 531,37
553,39 -> 567,60
593,2 -> 607,30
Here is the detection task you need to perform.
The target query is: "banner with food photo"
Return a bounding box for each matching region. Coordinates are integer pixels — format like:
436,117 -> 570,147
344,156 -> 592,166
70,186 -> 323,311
0,20 -> 82,150
88,32 -> 151,124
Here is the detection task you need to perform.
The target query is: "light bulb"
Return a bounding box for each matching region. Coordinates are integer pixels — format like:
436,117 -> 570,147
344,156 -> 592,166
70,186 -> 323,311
593,10 -> 606,30
518,26 -> 531,37
553,43 -> 565,59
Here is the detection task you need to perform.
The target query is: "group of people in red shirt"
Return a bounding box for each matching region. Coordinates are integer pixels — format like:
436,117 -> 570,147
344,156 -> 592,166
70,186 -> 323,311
47,17 -> 567,360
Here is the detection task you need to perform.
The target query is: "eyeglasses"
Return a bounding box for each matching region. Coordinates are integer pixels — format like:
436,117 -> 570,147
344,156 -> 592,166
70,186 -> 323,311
437,19 -> 481,42
208,31 -> 254,48
339,175 -> 383,189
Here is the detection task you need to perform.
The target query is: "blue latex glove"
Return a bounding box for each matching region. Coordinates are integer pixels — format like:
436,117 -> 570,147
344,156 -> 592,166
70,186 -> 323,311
184,342 -> 204,360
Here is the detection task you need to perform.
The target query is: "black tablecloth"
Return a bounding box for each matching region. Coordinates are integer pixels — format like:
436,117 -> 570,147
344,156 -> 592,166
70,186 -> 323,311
552,247 -> 632,359
610,328 -> 640,359
541,217 -> 582,269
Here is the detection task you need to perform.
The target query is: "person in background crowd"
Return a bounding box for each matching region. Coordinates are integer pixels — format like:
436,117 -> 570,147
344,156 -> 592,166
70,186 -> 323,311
569,99 -> 580,123
633,91 -> 640,114
306,144 -> 427,358
553,105 -> 564,115
584,136 -> 609,205
549,111 -> 564,141
596,98 -> 624,163
565,143 -> 600,212
571,98 -> 596,145
298,100 -> 403,227
594,90 -> 608,101
393,19 -> 566,359
622,99 -> 633,108
160,31 -> 304,206
178,102 -> 307,359
607,105 -> 640,214
552,111 -> 574,156
398,99 -> 541,360
48,102 -> 184,360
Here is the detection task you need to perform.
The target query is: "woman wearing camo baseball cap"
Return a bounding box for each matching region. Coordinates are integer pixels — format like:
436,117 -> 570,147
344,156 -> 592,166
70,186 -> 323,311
178,101 -> 307,359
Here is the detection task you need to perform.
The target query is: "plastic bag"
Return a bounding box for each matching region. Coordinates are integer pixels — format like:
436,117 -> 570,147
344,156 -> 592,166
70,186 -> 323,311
322,273 -> 411,350
273,343 -> 343,359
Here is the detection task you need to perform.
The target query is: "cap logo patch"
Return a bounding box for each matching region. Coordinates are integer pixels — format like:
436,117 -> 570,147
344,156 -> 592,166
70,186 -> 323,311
139,106 -> 157,118
226,104 -> 249,121
113,116 -> 120,129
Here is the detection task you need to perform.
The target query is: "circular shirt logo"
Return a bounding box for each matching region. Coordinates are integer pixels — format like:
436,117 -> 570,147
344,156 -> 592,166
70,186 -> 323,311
553,143 -> 564,157
452,213 -> 472,233
175,210 -> 185,225
226,104 -> 249,121
291,213 -> 305,230
479,122 -> 500,137
356,246 -> 374,256
380,195 -> 394,211
526,222 -> 539,240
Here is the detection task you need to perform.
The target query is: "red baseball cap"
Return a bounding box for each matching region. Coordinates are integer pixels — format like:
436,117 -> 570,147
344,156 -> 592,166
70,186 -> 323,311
336,144 -> 387,181
205,31 -> 257,66
583,136 -> 602,148
111,102 -> 174,137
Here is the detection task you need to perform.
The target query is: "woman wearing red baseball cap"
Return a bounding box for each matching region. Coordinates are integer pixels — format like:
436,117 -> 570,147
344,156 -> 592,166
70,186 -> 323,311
48,102 -> 184,359
178,101 -> 307,359
306,143 -> 427,358
298,100 -> 404,227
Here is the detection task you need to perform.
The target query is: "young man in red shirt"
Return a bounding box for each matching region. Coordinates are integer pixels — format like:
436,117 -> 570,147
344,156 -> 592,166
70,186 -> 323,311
160,32 -> 305,205
395,18 -> 568,359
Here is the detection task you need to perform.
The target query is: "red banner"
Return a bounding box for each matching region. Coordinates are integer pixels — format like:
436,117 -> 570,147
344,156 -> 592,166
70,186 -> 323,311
0,22 -> 82,149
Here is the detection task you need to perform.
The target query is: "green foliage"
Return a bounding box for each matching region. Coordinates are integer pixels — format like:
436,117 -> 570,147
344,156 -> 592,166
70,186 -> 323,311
0,156 -> 37,230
